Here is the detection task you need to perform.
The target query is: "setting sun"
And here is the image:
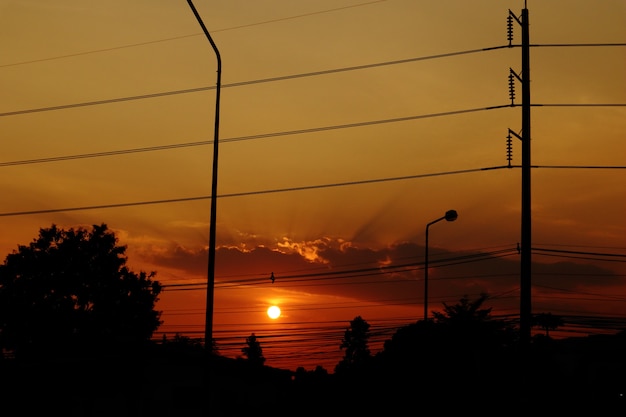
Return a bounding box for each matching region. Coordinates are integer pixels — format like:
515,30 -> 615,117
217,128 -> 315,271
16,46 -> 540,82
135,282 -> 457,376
267,305 -> 281,320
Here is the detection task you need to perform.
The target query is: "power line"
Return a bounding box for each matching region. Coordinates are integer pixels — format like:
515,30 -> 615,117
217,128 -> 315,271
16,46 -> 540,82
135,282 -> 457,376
0,33 -> 199,68
159,246 -> 624,292
163,248 -> 518,290
532,103 -> 626,108
4,125 -> 626,172
530,43 -> 626,48
0,104 -> 511,166
536,284 -> 626,302
205,0 -> 390,33
0,86 -> 216,117
221,45 -> 510,87
3,104 -> 625,168
0,141 -> 209,167
531,165 -> 626,169
155,303 -> 626,369
535,242 -> 626,251
0,46 -> 509,118
0,0 -> 390,69
160,243 -> 520,287
1,162 -> 624,217
0,166 -> 508,217
2,42 -> 623,118
533,247 -> 626,259
533,252 -> 626,263
160,312 -> 626,352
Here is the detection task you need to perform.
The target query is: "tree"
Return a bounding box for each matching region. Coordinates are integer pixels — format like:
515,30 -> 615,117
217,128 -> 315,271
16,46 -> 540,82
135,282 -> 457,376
0,224 -> 162,360
376,295 -> 517,387
431,293 -> 517,349
242,333 -> 265,366
431,293 -> 493,325
532,312 -> 564,338
335,315 -> 371,374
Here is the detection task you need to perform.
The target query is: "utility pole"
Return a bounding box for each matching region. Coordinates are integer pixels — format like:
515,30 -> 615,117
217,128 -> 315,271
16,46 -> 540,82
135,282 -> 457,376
519,5 -> 532,351
508,4 -> 532,348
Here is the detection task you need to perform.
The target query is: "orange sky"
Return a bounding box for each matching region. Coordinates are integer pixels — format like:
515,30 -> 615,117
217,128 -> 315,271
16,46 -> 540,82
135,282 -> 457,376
1,0 -> 625,372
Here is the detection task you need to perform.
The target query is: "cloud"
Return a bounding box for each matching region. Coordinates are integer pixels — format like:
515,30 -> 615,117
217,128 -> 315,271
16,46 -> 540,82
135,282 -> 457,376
138,232 -> 623,320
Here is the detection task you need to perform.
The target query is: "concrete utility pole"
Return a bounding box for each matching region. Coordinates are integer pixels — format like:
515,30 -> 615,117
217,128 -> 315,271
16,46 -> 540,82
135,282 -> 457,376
508,4 -> 532,348
519,5 -> 532,350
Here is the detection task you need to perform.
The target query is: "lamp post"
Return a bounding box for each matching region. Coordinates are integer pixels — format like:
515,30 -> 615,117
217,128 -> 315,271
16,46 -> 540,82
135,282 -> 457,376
424,209 -> 458,321
186,0 -> 221,353
185,4 -> 221,414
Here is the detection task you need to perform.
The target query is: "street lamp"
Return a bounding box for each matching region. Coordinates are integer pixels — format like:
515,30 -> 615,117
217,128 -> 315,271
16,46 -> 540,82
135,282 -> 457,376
424,209 -> 458,321
186,0 -> 221,353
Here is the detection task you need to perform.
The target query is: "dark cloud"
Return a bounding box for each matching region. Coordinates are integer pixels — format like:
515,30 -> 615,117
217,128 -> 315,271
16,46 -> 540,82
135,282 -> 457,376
143,237 -> 623,317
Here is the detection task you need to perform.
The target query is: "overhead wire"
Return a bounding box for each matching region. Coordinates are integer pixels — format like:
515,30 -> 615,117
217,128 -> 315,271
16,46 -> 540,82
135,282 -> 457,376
0,46 -> 512,118
160,247 -> 518,289
1,42 -> 623,118
159,246 -> 624,292
168,310 -> 626,371
1,160 -> 624,218
0,104 -> 512,166
0,0 -> 390,69
0,165 -> 509,217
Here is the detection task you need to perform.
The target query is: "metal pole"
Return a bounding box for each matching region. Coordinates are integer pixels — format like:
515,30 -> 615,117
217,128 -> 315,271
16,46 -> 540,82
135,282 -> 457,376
424,222 -> 431,321
424,216 -> 444,321
423,210 -> 457,321
186,0 -> 221,354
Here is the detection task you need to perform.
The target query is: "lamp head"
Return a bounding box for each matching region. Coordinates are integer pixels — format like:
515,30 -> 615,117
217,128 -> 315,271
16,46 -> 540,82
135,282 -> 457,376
444,210 -> 458,222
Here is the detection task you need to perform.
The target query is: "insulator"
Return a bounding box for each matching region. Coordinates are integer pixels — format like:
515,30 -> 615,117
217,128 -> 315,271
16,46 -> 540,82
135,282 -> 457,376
506,135 -> 513,164
507,15 -> 514,44
508,73 -> 516,104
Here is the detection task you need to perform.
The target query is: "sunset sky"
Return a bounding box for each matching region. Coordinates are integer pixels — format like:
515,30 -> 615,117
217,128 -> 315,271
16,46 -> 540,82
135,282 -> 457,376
1,0 -> 625,372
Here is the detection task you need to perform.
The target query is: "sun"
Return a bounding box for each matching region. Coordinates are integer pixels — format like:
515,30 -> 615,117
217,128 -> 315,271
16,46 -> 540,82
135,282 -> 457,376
267,305 -> 281,319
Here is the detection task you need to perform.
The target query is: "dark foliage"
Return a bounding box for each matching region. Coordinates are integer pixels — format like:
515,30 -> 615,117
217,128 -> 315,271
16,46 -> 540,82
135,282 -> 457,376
1,314 -> 625,415
1,270 -> 624,415
335,315 -> 372,374
532,312 -> 565,337
242,333 -> 265,366
0,223 -> 162,360
376,294 -> 516,371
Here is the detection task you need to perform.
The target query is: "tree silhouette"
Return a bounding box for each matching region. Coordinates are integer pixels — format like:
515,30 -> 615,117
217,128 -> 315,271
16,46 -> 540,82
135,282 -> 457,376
335,315 -> 371,374
376,294 -> 517,397
242,333 -> 265,366
431,293 -> 517,349
0,224 -> 162,360
532,312 -> 564,338
431,293 -> 492,324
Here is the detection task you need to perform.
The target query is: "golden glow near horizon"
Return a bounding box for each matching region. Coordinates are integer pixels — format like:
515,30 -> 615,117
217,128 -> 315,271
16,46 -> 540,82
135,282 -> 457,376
1,0 -> 625,371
